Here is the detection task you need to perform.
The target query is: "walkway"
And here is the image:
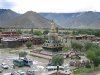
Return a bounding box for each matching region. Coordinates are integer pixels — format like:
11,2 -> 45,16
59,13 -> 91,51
29,50 -> 66,59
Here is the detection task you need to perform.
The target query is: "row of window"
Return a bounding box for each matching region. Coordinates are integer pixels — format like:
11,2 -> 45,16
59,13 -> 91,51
45,40 -> 60,43
43,44 -> 61,46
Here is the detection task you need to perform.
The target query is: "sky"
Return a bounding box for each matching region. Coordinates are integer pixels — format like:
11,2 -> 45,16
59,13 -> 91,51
0,0 -> 100,14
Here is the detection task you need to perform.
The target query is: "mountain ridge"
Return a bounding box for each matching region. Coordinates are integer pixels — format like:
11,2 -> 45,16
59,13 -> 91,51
0,9 -> 20,23
0,9 -> 100,28
0,10 -> 58,28
39,11 -> 100,28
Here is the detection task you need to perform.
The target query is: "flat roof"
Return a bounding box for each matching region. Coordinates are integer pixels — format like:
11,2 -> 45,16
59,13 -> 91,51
1,37 -> 18,41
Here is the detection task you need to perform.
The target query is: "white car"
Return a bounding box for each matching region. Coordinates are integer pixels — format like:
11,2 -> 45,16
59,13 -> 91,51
26,69 -> 34,75
17,70 -> 26,75
1,63 -> 9,69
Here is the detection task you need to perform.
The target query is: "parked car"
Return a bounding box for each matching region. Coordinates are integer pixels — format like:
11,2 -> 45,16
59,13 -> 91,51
0,68 -> 3,73
71,55 -> 81,59
69,60 -> 75,66
26,69 -> 34,75
46,62 -> 53,66
1,63 -> 9,69
17,70 -> 26,75
10,72 -> 18,75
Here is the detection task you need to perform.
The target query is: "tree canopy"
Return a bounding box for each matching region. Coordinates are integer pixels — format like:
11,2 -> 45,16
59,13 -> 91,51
71,42 -> 83,50
25,41 -> 33,49
43,30 -> 49,34
84,42 -> 99,50
41,35 -> 48,44
86,47 -> 100,68
33,30 -> 42,36
16,29 -> 22,34
19,51 -> 27,57
51,55 -> 64,66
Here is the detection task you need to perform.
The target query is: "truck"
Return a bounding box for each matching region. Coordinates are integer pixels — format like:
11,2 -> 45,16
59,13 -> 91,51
13,57 -> 33,67
13,58 -> 24,67
20,57 -> 33,67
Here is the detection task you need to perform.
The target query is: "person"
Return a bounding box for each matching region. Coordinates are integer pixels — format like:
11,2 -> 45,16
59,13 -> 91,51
13,64 -> 15,69
57,65 -> 59,71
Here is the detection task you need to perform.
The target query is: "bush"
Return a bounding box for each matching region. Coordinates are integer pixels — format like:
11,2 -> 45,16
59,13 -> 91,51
16,29 -> 22,34
51,55 -> 64,66
33,31 -> 42,36
25,41 -> 33,49
19,51 -> 27,57
85,64 -> 91,68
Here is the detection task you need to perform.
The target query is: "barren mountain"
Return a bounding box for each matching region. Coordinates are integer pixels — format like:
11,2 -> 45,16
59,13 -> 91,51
62,11 -> 100,28
0,9 -> 100,28
0,11 -> 58,28
88,17 -> 100,28
40,11 -> 100,28
0,9 -> 20,23
39,13 -> 79,26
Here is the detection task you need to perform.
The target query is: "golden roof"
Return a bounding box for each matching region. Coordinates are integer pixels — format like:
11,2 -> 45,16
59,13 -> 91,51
51,20 -> 55,30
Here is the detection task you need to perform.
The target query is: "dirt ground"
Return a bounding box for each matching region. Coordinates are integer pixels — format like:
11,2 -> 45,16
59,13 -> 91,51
0,46 -> 100,75
0,46 -> 72,75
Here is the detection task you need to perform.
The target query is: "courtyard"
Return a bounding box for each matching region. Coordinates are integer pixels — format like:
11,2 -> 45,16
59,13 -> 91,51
0,45 -> 100,75
0,46 -> 72,75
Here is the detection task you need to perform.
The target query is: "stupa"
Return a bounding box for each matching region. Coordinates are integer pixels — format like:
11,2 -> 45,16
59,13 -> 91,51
42,20 -> 63,53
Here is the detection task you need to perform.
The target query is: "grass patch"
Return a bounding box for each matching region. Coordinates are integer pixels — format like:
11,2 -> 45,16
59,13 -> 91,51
10,46 -> 20,49
74,67 -> 90,74
74,64 -> 94,74
0,45 -> 6,49
74,64 -> 100,75
62,46 -> 69,51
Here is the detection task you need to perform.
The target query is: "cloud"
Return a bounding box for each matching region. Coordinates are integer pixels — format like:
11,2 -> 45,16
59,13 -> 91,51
0,0 -> 100,13
0,0 -> 16,9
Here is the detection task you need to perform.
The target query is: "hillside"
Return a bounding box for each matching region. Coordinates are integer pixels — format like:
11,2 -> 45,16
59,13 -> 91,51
0,9 -> 20,23
0,11 -> 58,28
39,13 -> 80,26
39,11 -> 100,28
63,11 -> 100,28
0,9 -> 100,28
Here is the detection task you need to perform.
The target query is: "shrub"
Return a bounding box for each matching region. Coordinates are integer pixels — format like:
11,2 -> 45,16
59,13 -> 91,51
19,51 -> 27,57
85,64 -> 91,68
25,41 -> 33,49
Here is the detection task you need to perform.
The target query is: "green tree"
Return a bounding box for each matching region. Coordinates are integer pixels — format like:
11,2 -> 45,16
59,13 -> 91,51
56,27 -> 58,33
63,31 -> 70,35
19,51 -> 27,57
16,29 -> 22,34
85,42 -> 99,50
0,29 -> 2,32
51,55 -> 64,66
71,42 -> 83,50
30,28 -> 33,34
25,41 -> 33,49
86,47 -> 100,70
94,29 -> 100,37
43,30 -> 49,34
72,30 -> 79,35
41,35 -> 48,44
33,30 -> 42,36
